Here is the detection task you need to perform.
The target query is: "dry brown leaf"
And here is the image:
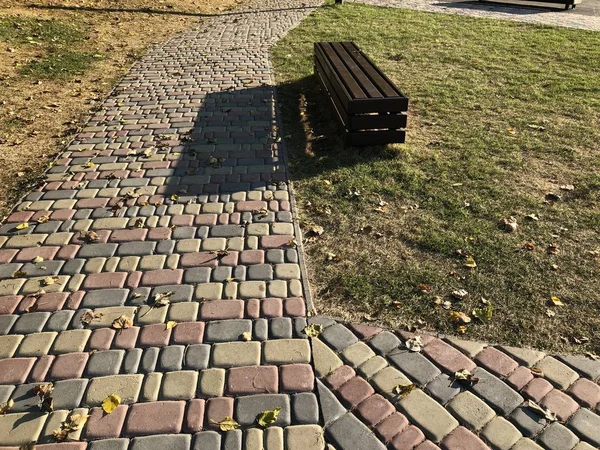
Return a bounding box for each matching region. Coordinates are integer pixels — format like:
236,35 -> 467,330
112,315 -> 133,329
0,399 -> 14,415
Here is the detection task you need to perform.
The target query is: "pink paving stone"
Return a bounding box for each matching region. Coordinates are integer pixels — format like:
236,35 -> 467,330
284,297 -> 306,317
85,405 -> 129,439
76,198 -> 109,208
124,401 -> 185,436
260,235 -> 294,248
172,321 -> 205,345
226,365 -> 279,395
56,245 -> 80,260
28,355 -> 54,382
348,324 -> 383,340
65,291 -> 85,310
205,397 -> 234,430
356,394 -> 396,427
0,249 -> 18,264
181,252 -> 219,268
17,292 -> 68,313
569,379 -> 600,408
268,200 -> 279,211
6,211 -> 34,222
126,271 -> 142,289
140,269 -> 183,286
200,300 -> 244,320
261,298 -> 283,318
230,213 -> 241,224
236,200 -> 267,212
540,389 -> 580,421
138,323 -> 172,348
280,200 -> 291,211
184,399 -> 206,433
280,364 -> 314,393
48,352 -> 89,380
83,272 -> 127,289
217,213 -> 229,225
337,376 -> 375,409
246,299 -> 260,319
35,443 -> 87,450
398,331 -> 436,346
325,365 -> 357,390
417,441 -> 442,450
390,425 -> 426,450
195,214 -> 218,226
43,182 -> 63,191
171,215 -> 194,227
31,211 -> 51,222
88,328 -> 116,351
424,339 -> 477,374
14,246 -> 60,263
219,251 -> 238,267
50,209 -> 76,221
375,412 -> 410,443
239,250 -> 264,265
440,426 -> 488,450
475,347 -> 518,377
146,227 -> 172,241
507,366 -> 535,390
0,358 -> 36,384
522,377 -> 554,402
0,295 -> 22,315
108,228 -> 148,242
112,326 -> 140,349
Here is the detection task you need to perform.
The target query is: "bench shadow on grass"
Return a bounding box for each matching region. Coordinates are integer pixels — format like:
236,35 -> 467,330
276,75 -> 399,182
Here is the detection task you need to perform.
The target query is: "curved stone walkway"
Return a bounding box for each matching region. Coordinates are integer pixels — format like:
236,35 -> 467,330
0,1 -> 599,450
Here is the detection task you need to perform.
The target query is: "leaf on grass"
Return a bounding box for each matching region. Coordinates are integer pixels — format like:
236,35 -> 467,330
545,309 -> 556,318
472,303 -> 493,323
152,291 -> 174,307
453,369 -> 479,385
325,252 -> 338,262
303,323 -> 323,338
393,383 -> 414,398
547,244 -> 559,255
0,399 -> 14,415
457,325 -> 467,335
550,296 -> 564,307
241,331 -> 252,341
545,193 -> 561,202
102,394 -> 121,414
559,184 -> 575,191
527,400 -> 557,422
211,416 -> 240,432
405,336 -> 424,352
32,256 -> 44,263
585,352 -> 599,361
450,311 -> 472,324
499,217 -> 518,233
306,224 -> 324,236
525,214 -> 540,221
166,321 -> 178,330
257,408 -> 281,427
451,290 -> 468,300
112,315 -> 133,330
524,242 -> 535,251
464,256 -> 477,268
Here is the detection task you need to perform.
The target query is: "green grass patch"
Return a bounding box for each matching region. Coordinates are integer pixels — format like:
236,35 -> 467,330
0,17 -> 85,46
272,2 -> 600,352
20,49 -> 100,79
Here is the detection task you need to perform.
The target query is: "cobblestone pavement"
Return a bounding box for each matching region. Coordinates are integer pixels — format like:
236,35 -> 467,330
1,0 -> 600,449
351,0 -> 600,30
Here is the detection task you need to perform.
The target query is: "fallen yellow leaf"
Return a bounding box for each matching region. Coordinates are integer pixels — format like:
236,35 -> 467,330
102,394 -> 121,414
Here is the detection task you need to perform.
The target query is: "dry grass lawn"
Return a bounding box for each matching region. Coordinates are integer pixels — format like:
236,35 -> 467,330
0,0 -> 243,217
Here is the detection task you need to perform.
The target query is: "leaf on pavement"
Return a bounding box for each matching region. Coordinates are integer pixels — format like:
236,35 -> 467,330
453,369 -> 479,386
405,336 -> 424,352
212,416 -> 240,432
81,311 -> 104,324
240,331 -> 252,341
152,291 -> 173,307
15,222 -> 29,230
166,321 -> 178,330
257,408 -> 281,427
0,399 -> 14,415
112,315 -> 133,330
393,383 -> 414,398
32,256 -> 44,263
303,323 -> 323,338
37,215 -> 50,224
102,394 -> 121,414
527,400 -> 557,422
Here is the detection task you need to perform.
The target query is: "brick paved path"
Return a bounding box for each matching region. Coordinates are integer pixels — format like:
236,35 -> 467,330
1,1 -> 600,449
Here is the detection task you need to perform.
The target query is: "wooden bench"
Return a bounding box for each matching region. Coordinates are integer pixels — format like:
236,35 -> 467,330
314,41 -> 409,146
479,0 -> 580,9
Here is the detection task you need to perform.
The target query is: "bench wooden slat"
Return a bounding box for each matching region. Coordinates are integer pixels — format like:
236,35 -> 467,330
314,46 -> 353,112
318,42 -> 368,100
330,42 -> 383,99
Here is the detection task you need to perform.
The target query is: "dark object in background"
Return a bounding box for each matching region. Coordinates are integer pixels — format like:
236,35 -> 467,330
335,0 -> 344,4
314,41 -> 409,146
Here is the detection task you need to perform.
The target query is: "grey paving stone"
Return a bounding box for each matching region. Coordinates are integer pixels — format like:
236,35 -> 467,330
232,265 -> 246,281
270,317 -> 293,339
34,222 -> 62,234
184,344 -> 210,371
557,355 -> 600,381
367,331 -> 401,355
127,288 -> 150,306
247,264 -> 273,280
70,309 -> 91,329
8,383 -> 41,412
320,324 -> 359,352
538,422 -> 579,450
211,225 -> 244,238
0,314 -> 17,334
192,431 -> 221,449
12,312 -> 51,334
326,413 -> 387,450
159,345 -> 185,372
131,434 -> 191,450
307,316 -> 337,328
205,320 -> 252,343
123,348 -> 143,374
0,385 -> 15,403
82,289 -> 129,308
88,439 -> 131,450
236,394 -> 291,427
388,350 -> 441,386
45,310 -> 75,332
223,430 -> 242,450
117,241 -> 156,256
53,378 -> 88,410
62,259 -> 86,275
78,243 -> 118,258
426,373 -> 464,405
471,367 -> 523,416
86,350 -> 126,377
156,240 -> 176,255
285,249 -> 298,263
293,392 -> 319,424
172,227 -> 196,239
510,405 -> 547,438
212,266 -> 232,282
294,318 -> 308,338
152,285 -> 194,303
253,318 -> 268,341
21,261 -> 64,277
184,267 -> 212,284
0,263 -> 24,280
568,409 -> 600,447
141,347 -> 160,373
266,249 -> 285,264
316,379 -> 346,427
